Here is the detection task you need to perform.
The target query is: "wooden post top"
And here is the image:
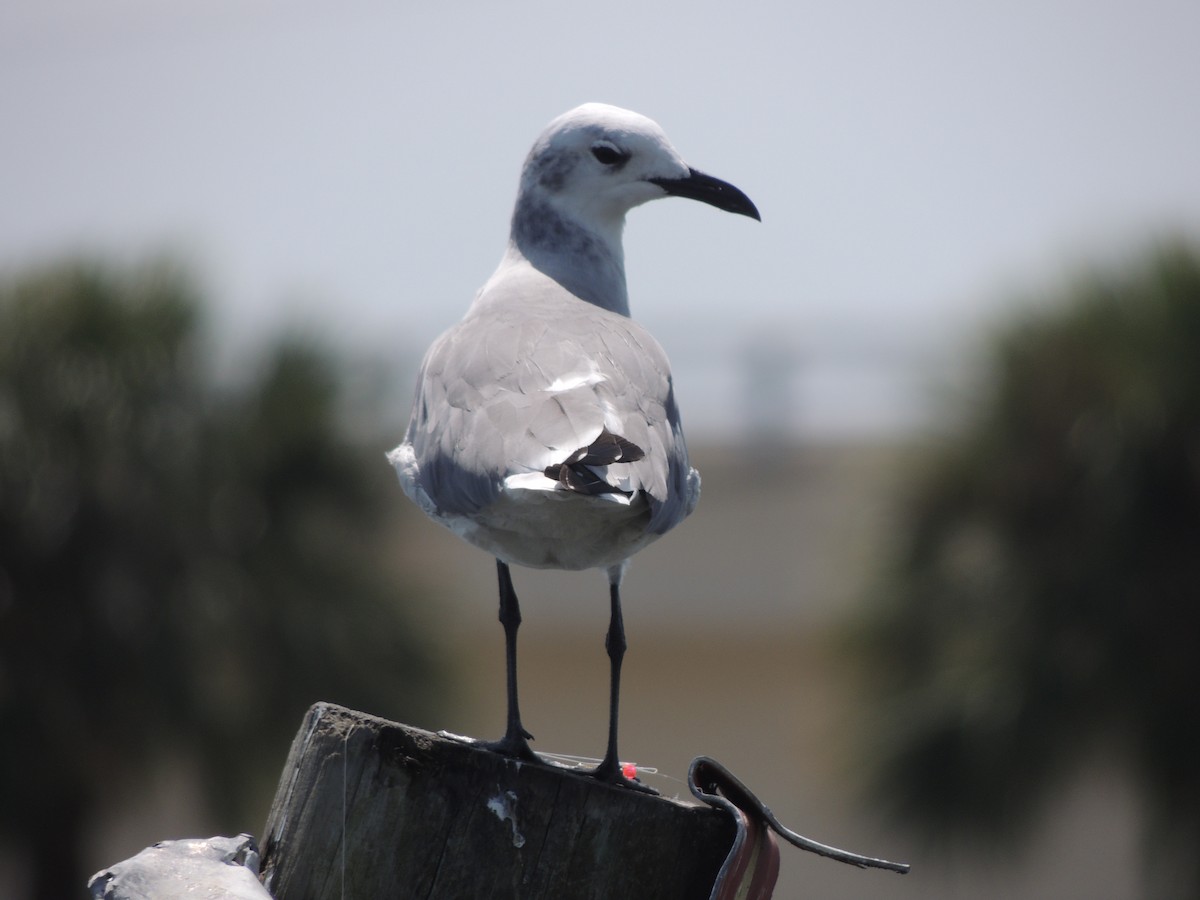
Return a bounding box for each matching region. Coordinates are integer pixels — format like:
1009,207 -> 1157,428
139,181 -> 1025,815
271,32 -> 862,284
260,703 -> 734,900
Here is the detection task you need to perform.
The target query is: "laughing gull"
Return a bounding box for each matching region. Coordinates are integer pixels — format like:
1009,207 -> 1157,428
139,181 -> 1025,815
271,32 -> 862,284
389,103 -> 759,789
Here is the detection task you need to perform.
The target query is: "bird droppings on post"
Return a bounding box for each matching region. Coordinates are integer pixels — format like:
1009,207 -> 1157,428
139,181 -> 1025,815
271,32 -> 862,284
487,789 -> 527,849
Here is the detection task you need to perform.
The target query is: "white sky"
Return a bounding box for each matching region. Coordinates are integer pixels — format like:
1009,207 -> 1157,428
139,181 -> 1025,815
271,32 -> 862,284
3,0 -> 1199,438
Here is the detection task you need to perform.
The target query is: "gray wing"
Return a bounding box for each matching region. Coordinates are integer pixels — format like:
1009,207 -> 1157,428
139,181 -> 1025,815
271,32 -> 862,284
400,298 -> 696,536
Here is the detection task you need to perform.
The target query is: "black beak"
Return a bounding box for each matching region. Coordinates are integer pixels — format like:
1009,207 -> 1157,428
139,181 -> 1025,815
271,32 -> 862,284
649,167 -> 761,221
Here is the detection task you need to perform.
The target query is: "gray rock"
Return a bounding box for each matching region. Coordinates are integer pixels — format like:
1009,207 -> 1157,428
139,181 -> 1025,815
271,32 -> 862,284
88,834 -> 272,899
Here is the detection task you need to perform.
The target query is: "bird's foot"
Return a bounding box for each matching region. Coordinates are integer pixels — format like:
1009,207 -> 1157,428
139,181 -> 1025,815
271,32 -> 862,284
591,758 -> 659,794
474,728 -> 540,764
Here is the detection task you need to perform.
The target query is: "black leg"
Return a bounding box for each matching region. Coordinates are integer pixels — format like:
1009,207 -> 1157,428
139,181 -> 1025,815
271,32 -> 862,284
592,575 -> 656,793
476,559 -> 538,761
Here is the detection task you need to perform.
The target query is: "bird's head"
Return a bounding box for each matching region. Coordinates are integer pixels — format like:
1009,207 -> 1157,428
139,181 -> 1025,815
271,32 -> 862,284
518,103 -> 760,229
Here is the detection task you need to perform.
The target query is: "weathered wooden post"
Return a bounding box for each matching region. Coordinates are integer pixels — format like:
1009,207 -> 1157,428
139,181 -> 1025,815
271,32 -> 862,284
260,703 -> 736,899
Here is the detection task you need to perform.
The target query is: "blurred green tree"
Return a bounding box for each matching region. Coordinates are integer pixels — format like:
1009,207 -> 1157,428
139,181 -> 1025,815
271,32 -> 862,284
0,259 -> 441,900
855,241 -> 1200,898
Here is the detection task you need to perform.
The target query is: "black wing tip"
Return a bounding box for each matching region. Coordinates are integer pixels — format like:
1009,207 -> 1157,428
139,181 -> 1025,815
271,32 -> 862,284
543,428 -> 645,496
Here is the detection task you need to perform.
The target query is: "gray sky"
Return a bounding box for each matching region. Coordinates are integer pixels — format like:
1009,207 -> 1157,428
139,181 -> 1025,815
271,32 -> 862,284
3,0 -> 1199,438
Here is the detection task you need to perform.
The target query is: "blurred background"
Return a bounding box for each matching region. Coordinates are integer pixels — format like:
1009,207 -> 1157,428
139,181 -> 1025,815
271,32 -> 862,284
3,1 -> 1200,898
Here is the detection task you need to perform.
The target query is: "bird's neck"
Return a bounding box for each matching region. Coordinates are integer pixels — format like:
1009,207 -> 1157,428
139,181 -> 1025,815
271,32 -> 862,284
508,193 -> 630,316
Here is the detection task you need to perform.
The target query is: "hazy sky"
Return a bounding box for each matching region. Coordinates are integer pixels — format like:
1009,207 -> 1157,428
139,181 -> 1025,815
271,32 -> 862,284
3,0 -> 1199,437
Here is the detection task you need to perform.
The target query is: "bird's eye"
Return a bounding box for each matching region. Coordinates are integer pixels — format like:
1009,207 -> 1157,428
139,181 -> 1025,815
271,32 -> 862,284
590,142 -> 626,166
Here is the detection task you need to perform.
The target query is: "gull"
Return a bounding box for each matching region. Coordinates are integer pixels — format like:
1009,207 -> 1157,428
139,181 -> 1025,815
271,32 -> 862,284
389,103 -> 759,789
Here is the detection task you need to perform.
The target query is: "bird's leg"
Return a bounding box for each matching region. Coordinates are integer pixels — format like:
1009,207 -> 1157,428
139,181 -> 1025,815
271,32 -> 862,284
476,559 -> 539,762
592,574 -> 656,793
